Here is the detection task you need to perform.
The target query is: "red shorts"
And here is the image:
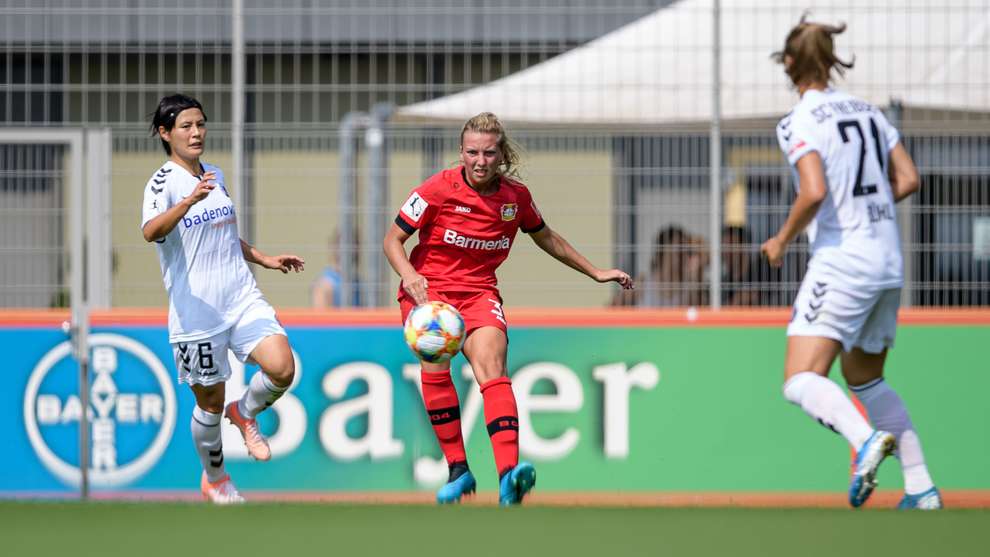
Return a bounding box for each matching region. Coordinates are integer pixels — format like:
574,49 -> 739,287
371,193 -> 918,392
399,289 -> 507,336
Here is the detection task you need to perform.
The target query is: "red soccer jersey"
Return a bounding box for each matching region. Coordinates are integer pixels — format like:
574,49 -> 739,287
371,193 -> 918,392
394,166 -> 545,292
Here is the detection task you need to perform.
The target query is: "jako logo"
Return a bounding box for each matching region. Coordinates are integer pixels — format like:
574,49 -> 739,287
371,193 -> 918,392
182,204 -> 235,228
443,229 -> 510,251
23,334 -> 177,487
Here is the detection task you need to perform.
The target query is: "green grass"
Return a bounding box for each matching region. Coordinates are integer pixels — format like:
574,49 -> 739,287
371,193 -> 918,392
2,502 -> 987,557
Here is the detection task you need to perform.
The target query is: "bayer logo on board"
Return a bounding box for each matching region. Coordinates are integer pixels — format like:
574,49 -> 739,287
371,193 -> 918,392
23,333 -> 177,488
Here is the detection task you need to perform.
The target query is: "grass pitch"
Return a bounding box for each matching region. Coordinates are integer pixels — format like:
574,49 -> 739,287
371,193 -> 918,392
2,501 -> 986,557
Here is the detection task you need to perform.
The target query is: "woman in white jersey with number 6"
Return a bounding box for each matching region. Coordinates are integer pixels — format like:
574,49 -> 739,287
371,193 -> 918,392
762,19 -> 940,509
141,94 -> 304,504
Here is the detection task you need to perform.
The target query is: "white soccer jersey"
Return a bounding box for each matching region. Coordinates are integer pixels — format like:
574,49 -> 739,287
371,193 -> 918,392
141,161 -> 262,342
776,88 -> 903,288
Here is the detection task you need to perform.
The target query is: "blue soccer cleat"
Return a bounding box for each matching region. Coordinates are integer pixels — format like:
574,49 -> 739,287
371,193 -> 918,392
849,430 -> 896,508
898,487 -> 943,510
499,461 -> 536,506
436,467 -> 476,504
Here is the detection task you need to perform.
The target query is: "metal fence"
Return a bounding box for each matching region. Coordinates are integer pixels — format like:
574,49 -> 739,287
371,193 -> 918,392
1,0 -> 988,309
0,142 -> 67,308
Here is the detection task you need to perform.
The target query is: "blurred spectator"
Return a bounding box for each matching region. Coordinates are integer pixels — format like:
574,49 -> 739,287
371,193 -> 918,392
311,235 -> 343,308
720,225 -> 761,306
613,225 -> 709,307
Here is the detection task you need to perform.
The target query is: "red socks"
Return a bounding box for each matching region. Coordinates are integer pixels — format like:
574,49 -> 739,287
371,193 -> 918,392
421,371 -> 520,478
421,370 -> 466,466
480,377 -> 519,477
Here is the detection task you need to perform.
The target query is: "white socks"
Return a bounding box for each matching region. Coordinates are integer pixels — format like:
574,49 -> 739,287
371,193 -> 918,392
783,371 -> 873,449
850,378 -> 935,495
191,406 -> 226,483
238,372 -> 289,420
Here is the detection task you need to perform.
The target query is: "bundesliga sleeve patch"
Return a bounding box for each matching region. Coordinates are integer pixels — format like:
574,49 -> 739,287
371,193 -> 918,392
401,191 -> 429,222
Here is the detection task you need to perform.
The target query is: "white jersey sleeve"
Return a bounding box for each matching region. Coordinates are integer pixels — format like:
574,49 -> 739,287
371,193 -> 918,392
777,110 -> 824,167
141,164 -> 175,229
871,108 -> 901,153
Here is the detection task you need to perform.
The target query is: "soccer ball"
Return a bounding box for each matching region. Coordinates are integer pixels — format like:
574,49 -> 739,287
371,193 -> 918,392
403,301 -> 465,363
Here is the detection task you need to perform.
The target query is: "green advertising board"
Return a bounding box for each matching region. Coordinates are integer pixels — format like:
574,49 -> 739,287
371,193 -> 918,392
3,315 -> 986,494
452,324 -> 988,492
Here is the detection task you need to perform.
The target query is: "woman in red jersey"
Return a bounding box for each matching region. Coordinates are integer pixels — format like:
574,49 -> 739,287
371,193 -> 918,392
384,112 -> 633,506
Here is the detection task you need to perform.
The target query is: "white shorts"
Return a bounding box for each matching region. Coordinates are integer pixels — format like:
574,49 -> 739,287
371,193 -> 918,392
786,269 -> 900,353
172,299 -> 287,386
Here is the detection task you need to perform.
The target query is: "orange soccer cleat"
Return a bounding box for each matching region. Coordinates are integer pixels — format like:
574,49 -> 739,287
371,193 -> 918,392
200,472 -> 245,505
224,401 -> 271,461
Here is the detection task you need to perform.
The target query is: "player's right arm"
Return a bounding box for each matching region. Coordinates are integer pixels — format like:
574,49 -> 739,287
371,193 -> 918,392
383,223 -> 428,305
762,151 -> 828,267
762,114 -> 827,267
141,171 -> 216,242
383,186 -> 438,305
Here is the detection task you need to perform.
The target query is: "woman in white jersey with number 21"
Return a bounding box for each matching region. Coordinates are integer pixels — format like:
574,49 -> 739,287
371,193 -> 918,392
762,19 -> 941,509
141,94 -> 304,504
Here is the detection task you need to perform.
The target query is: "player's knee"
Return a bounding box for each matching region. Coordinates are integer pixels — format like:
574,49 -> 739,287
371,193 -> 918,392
421,361 -> 451,374
472,362 -> 507,384
198,401 -> 224,414
265,354 -> 295,388
194,386 -> 225,413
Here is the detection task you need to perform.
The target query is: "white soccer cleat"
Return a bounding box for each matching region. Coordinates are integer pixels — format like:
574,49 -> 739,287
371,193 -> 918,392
224,401 -> 271,461
201,472 -> 245,505
898,487 -> 943,510
849,430 -> 896,508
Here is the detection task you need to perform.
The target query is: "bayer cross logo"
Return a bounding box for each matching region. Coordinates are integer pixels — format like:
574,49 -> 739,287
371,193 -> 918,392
23,334 -> 177,487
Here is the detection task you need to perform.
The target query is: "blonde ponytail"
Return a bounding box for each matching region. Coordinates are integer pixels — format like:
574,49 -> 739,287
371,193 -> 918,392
773,15 -> 854,87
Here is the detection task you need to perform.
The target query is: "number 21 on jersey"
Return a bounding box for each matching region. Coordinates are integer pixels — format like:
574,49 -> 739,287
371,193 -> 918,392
836,117 -> 885,197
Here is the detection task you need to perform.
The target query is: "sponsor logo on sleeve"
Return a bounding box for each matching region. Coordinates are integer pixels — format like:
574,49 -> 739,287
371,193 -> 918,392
402,192 -> 428,222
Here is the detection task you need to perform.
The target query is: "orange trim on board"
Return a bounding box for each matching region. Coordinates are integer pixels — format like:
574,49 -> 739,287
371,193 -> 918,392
1,307 -> 989,328
0,309 -> 71,328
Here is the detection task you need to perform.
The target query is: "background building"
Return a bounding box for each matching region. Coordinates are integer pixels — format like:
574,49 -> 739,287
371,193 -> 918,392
1,0 -> 987,309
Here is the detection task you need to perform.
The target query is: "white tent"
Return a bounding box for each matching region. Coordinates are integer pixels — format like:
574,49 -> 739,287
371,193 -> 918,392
397,0 -> 990,125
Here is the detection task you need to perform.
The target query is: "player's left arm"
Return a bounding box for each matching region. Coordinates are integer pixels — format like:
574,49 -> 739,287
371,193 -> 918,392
873,109 -> 919,203
529,226 -> 633,289
888,142 -> 920,202
240,239 -> 305,274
